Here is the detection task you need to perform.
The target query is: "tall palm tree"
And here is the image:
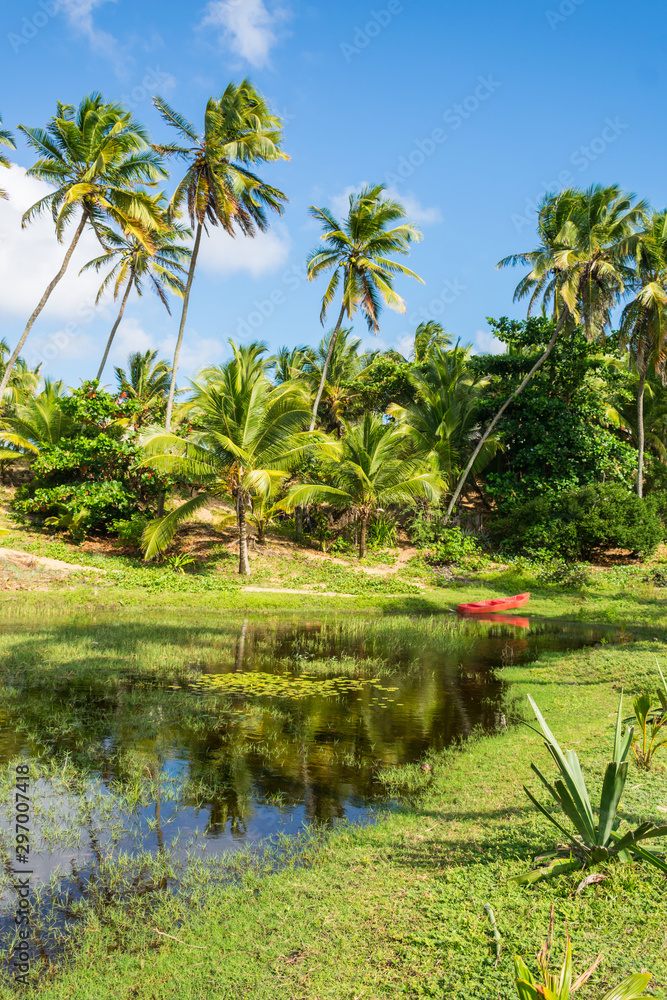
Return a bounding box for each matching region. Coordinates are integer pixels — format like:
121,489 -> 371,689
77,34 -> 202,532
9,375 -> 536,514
115,350 -> 172,428
444,184 -> 646,520
388,344 -> 500,492
81,216 -> 191,380
152,80 -> 289,430
0,113 -> 16,200
307,184 -> 424,431
0,94 -> 167,401
284,413 -> 442,558
139,341 -> 324,575
619,210 -> 667,496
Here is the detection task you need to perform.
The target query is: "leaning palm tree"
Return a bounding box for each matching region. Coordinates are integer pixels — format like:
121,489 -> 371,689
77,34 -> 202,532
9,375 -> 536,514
115,350 -> 172,428
139,341 -> 326,575
619,210 -> 667,496
0,94 -> 167,401
388,344 -> 499,493
444,184 -> 646,520
0,113 -> 16,200
284,413 -> 442,558
307,184 -> 424,431
81,215 -> 191,380
152,80 -> 289,430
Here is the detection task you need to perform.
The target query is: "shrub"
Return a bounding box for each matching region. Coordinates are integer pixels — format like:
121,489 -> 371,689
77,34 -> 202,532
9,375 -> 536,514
537,559 -> 592,588
490,483 -> 663,560
15,481 -> 141,533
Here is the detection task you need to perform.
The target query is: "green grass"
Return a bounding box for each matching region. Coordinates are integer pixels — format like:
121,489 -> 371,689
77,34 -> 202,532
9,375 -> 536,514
2,630 -> 667,998
3,527 -> 667,997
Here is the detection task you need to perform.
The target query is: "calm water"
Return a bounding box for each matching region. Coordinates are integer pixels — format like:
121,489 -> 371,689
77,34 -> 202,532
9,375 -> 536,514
0,611 -> 611,952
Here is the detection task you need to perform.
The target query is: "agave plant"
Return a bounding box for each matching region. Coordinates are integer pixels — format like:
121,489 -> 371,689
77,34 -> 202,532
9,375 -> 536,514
514,693 -> 667,883
514,911 -> 653,1000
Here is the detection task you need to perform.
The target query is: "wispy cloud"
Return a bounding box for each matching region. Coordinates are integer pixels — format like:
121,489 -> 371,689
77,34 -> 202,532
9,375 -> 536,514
200,0 -> 290,68
61,0 -> 131,74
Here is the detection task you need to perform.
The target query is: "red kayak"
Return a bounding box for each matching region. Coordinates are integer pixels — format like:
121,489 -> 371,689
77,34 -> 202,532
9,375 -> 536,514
457,593 -> 530,615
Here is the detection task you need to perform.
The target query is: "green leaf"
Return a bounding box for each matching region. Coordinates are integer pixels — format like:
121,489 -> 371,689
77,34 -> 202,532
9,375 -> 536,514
597,760 -> 628,847
600,973 -> 653,1000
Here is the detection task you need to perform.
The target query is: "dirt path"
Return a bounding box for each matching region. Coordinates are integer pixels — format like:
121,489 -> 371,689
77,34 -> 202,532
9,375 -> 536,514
0,548 -> 106,575
241,587 -> 356,598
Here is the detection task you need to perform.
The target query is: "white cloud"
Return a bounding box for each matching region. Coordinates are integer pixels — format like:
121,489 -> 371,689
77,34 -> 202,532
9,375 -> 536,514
106,317 -> 225,378
0,167 -> 109,326
330,183 -> 442,226
61,0 -> 130,73
197,223 -> 291,278
474,329 -> 506,355
200,0 -> 290,67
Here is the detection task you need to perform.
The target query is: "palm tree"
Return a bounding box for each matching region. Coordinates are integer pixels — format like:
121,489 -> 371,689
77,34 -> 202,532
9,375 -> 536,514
284,413 -> 442,558
115,350 -> 172,428
0,94 -> 167,401
0,113 -> 15,200
81,216 -> 191,380
152,80 -> 289,431
444,184 -> 646,520
388,344 -> 500,493
306,184 -> 424,431
0,382 -> 73,457
305,328 -> 377,435
413,321 -> 452,362
270,345 -> 315,385
0,339 -> 41,411
619,210 -> 667,496
139,341 -> 324,574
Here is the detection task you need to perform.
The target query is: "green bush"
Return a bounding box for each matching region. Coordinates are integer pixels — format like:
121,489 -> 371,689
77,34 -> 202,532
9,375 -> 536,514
15,481 -> 141,533
490,483 -> 663,560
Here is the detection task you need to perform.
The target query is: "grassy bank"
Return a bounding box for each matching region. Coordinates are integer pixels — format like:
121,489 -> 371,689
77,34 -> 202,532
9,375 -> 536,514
3,628 -> 667,998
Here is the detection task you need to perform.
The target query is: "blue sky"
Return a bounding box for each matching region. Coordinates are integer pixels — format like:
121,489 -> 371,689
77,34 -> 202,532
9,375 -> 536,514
0,0 -> 665,387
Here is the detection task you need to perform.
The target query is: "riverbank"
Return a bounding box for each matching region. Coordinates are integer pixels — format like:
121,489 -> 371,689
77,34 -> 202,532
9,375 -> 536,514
2,613 -> 666,998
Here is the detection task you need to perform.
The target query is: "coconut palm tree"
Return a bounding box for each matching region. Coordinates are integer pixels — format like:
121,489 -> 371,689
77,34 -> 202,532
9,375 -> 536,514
444,184 -> 646,520
0,113 -> 15,200
139,341 -> 325,575
0,382 -> 72,457
115,350 -> 173,428
0,94 -> 167,401
284,413 -> 442,558
305,328 -> 377,435
81,216 -> 191,380
388,344 -> 500,493
270,345 -> 315,386
412,321 -> 452,362
306,184 -> 424,431
619,210 -> 667,496
152,80 -> 289,430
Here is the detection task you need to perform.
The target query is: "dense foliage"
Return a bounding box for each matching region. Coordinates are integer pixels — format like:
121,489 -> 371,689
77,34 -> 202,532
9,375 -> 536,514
490,483 -> 664,560
13,382 -> 166,534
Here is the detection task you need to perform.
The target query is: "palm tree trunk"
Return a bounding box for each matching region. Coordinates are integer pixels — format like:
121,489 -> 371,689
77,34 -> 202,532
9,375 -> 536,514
359,514 -> 369,559
165,221 -> 203,432
237,490 -> 251,576
295,505 -> 303,543
444,312 -> 568,523
309,301 -> 347,432
637,364 -> 647,498
0,210 -> 88,400
96,277 -> 133,382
